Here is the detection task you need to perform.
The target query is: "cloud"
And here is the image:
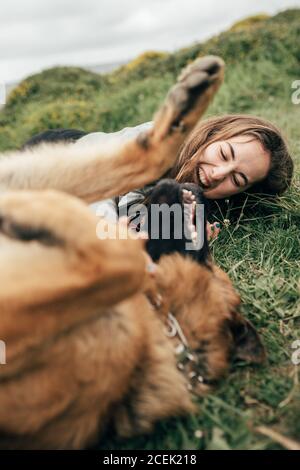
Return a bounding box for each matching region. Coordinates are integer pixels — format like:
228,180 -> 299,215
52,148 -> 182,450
0,0 -> 298,83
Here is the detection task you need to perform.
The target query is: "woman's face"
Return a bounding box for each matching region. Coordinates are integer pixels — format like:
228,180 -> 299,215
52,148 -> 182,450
194,135 -> 271,199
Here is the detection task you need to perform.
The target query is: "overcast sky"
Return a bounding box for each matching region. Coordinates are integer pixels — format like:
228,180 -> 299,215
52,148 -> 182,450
0,0 -> 299,84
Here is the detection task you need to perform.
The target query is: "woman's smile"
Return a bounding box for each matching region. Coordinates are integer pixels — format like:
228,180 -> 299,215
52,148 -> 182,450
198,165 -> 211,189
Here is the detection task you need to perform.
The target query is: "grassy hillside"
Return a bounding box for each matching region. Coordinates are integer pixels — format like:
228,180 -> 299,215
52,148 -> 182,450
1,9 -> 300,450
1,9 -> 300,151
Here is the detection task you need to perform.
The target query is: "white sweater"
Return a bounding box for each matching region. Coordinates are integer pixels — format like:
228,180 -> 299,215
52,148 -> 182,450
75,121 -> 153,224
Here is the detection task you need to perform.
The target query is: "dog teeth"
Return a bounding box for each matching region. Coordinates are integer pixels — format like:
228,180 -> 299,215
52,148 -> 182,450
187,353 -> 196,362
188,371 -> 197,379
182,189 -> 196,204
175,343 -> 185,355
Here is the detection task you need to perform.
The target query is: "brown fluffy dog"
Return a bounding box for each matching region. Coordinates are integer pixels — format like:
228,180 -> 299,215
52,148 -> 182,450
0,57 -> 265,449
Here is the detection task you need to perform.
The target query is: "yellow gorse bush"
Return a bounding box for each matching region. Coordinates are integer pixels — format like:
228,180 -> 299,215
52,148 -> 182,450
8,82 -> 32,103
229,14 -> 270,32
124,51 -> 169,72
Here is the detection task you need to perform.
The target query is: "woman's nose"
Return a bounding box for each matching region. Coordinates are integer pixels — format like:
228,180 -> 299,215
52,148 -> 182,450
211,163 -> 234,181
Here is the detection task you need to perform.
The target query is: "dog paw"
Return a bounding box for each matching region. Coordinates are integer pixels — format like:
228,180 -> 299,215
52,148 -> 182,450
152,56 -> 225,142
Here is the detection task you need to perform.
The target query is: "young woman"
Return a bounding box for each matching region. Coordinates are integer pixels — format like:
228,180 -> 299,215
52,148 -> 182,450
169,114 -> 294,238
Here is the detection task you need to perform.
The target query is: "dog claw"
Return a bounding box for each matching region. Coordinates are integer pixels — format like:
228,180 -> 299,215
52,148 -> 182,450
179,70 -> 209,89
151,55 -> 224,143
178,56 -> 223,82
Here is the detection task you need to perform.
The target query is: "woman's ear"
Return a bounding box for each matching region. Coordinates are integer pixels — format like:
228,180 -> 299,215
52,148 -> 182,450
229,312 -> 266,364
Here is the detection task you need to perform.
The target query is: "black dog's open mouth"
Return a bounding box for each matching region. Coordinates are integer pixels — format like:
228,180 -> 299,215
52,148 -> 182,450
145,179 -> 210,264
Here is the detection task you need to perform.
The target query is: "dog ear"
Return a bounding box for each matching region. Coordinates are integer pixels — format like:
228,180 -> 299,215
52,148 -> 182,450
229,312 -> 266,364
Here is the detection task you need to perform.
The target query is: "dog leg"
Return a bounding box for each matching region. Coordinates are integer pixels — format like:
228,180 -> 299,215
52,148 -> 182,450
0,189 -> 147,377
0,57 -> 224,202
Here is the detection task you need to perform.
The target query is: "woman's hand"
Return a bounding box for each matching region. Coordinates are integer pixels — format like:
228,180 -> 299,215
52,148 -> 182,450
206,221 -> 221,241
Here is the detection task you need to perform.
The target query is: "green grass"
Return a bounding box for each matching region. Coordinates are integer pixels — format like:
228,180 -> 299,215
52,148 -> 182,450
0,8 -> 299,450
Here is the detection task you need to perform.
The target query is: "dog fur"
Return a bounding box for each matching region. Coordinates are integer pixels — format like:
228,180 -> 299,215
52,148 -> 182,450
0,57 -> 265,449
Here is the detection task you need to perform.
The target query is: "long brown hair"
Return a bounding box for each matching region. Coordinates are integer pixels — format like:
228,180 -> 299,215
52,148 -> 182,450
170,114 -> 294,219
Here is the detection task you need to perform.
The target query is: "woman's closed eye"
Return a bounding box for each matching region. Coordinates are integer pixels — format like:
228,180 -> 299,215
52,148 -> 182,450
232,173 -> 242,188
219,148 -> 242,187
219,146 -> 228,161
219,145 -> 249,188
